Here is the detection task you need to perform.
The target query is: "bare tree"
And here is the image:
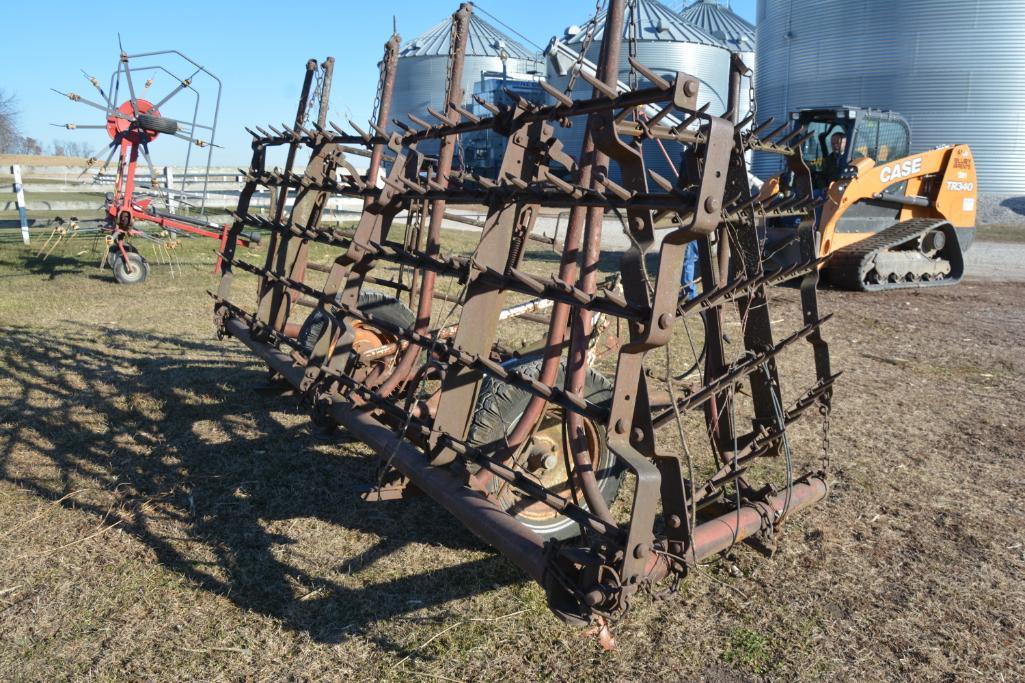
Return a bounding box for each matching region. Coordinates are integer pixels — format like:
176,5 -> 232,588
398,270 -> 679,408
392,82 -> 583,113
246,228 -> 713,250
0,89 -> 21,153
50,139 -> 97,158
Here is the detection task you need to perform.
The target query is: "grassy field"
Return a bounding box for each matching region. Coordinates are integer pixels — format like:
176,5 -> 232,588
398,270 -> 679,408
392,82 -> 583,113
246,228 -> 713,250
0,230 -> 1023,680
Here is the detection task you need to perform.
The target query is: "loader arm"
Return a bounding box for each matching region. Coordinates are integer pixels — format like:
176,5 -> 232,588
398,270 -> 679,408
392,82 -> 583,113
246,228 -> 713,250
818,144 -> 977,257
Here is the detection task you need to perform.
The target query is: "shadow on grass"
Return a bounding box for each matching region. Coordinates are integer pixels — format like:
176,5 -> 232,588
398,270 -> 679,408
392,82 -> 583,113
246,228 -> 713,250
0,322 -> 524,650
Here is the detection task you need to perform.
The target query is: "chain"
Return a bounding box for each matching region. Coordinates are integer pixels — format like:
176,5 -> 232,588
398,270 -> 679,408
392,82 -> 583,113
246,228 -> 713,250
303,65 -> 325,129
819,400 -> 832,475
442,14 -> 461,115
369,58 -> 386,129
565,0 -> 606,94
627,0 -> 639,91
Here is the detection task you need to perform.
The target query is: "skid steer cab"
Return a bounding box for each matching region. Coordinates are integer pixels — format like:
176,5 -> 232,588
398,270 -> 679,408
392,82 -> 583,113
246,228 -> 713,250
764,107 -> 977,291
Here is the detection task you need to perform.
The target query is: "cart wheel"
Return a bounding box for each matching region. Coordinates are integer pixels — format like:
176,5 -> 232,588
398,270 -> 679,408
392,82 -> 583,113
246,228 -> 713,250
112,252 -> 149,285
135,113 -> 178,135
106,242 -> 138,267
466,358 -> 624,541
297,290 -> 415,356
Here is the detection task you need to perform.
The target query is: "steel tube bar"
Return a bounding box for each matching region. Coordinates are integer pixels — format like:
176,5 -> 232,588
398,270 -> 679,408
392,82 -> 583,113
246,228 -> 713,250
377,3 -> 471,399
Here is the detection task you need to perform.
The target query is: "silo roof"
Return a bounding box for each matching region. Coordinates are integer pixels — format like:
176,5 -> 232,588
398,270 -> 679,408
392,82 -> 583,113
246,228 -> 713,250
566,0 -> 726,48
680,0 -> 755,52
401,12 -> 538,60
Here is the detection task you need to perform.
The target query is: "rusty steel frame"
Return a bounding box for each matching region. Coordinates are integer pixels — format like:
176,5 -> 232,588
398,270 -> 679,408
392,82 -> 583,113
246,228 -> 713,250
212,1 -> 837,625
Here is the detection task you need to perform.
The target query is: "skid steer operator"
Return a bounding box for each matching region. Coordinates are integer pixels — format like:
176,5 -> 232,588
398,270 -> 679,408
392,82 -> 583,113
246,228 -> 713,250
821,132 -> 847,187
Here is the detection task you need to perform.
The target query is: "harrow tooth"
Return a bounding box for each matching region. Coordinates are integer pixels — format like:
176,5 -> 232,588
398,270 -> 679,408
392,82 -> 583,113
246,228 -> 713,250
540,80 -> 574,107
598,174 -> 633,201
451,102 -> 480,124
505,174 -> 529,190
747,116 -> 776,138
507,266 -> 546,295
627,56 -> 671,91
348,119 -> 373,141
472,95 -> 501,116
408,113 -> 433,130
670,102 -> 710,134
735,113 -> 755,130
475,174 -> 499,189
541,170 -> 582,196
789,131 -> 816,152
776,126 -> 805,146
761,121 -> 790,143
426,106 -> 452,125
576,67 -> 619,100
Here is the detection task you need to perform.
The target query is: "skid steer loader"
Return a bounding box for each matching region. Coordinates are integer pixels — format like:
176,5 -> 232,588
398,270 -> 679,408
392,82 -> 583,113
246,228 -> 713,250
763,107 -> 977,291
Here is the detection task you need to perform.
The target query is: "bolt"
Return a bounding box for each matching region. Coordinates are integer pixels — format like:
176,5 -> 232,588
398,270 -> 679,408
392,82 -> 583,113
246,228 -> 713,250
614,419 -> 626,434
667,514 -> 682,529
633,542 -> 650,559
632,427 -> 645,442
684,80 -> 699,97
658,313 -> 673,329
704,197 -> 721,213
541,453 -> 558,470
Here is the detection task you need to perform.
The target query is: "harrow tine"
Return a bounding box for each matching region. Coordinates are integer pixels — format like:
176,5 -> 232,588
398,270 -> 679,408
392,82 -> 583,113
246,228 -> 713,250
627,56 -> 671,90
576,67 -> 619,99
748,116 -> 776,138
450,103 -> 480,124
540,80 -> 574,107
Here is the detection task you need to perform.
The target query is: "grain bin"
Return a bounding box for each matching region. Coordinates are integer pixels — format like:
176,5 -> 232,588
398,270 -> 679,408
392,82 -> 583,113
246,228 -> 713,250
390,11 -> 544,157
544,0 -> 731,183
754,0 -> 1025,194
680,0 -> 755,126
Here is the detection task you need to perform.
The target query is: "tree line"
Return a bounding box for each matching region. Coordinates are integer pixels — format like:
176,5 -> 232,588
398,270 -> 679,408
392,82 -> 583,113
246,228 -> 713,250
1,89 -> 96,158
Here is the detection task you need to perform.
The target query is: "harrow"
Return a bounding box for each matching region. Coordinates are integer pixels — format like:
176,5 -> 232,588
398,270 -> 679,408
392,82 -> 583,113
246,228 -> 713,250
214,1 -> 837,625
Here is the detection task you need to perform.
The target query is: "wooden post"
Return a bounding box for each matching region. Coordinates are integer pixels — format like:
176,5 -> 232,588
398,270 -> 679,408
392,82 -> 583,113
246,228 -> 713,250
11,165 -> 29,244
164,166 -> 177,213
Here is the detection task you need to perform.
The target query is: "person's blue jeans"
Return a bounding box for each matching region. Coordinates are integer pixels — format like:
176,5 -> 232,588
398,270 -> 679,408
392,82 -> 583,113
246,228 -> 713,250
682,240 -> 700,301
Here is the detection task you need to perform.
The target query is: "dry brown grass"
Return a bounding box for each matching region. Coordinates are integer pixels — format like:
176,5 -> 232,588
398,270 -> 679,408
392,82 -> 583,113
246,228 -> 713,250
0,231 -> 1023,681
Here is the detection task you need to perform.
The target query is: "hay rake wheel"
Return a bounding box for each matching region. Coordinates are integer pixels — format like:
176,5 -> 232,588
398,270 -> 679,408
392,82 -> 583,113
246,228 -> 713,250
213,1 -> 837,626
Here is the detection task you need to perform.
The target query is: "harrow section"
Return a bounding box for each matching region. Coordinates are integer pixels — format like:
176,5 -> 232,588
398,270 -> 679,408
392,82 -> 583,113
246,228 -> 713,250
214,1 -> 837,624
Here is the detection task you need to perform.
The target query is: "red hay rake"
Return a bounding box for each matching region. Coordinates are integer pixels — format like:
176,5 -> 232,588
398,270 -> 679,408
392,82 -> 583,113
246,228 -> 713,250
213,1 -> 837,625
53,46 -> 259,283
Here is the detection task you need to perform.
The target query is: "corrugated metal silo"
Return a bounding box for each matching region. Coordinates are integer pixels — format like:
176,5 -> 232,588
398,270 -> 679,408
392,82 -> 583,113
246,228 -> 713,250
390,12 -> 544,157
544,0 -> 731,183
754,0 -> 1025,194
680,0 -> 755,126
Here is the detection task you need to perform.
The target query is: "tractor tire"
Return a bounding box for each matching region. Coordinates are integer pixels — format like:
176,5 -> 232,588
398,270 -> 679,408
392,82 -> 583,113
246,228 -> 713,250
136,113 -> 178,135
466,358 -> 624,541
112,251 -> 149,285
297,290 -> 415,356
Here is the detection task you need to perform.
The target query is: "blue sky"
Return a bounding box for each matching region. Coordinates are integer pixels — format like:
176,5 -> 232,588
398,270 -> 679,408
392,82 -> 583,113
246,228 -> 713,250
2,0 -> 755,166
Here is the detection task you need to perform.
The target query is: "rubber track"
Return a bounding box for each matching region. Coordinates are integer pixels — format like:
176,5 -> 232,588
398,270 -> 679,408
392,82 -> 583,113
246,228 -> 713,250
825,218 -> 965,292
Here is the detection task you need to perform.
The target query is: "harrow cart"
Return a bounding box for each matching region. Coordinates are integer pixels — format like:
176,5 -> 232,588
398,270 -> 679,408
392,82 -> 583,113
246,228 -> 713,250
214,1 -> 837,625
